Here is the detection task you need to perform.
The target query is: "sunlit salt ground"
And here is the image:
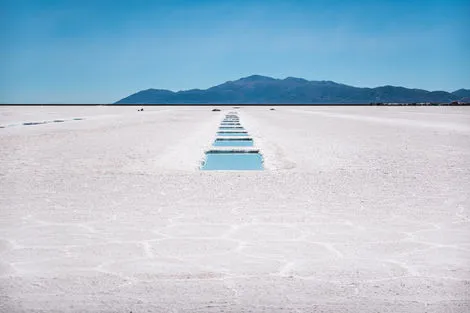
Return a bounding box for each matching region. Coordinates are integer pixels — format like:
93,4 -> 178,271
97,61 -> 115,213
1,105 -> 470,312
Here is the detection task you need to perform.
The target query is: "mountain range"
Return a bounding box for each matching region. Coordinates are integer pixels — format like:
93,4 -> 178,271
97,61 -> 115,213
114,75 -> 470,104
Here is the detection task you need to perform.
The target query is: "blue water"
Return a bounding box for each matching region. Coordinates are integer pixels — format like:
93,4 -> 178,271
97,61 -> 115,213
23,121 -> 47,126
201,152 -> 263,170
219,127 -> 244,130
213,139 -> 253,147
21,118 -> 83,126
217,132 -> 248,136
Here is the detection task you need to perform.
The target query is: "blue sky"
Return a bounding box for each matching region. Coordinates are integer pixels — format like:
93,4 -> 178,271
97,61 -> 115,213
1,0 -> 469,103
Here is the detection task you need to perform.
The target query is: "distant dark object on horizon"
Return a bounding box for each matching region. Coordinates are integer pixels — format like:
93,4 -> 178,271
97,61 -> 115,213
370,101 -> 469,106
114,75 -> 470,105
137,108 -> 144,111
270,108 -> 276,111
212,108 -> 221,112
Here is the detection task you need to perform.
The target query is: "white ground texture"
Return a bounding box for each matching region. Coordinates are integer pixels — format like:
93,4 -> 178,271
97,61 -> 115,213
1,105 -> 469,313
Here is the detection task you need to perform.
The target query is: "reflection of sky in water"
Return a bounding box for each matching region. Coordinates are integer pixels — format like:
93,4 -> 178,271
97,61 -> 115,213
213,139 -> 253,147
201,153 -> 263,170
219,127 -> 244,130
1,118 -> 85,128
217,132 -> 248,136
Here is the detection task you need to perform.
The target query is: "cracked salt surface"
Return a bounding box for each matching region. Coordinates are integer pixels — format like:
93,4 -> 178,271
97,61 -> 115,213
0,105 -> 469,312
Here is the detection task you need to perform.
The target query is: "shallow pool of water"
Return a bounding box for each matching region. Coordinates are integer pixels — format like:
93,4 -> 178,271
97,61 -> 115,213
23,121 -> 47,126
219,126 -> 244,130
217,132 -> 248,136
213,139 -> 253,147
201,152 -> 263,170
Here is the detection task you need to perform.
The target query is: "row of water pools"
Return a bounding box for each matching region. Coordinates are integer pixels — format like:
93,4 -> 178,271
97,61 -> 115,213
200,112 -> 264,170
0,118 -> 84,129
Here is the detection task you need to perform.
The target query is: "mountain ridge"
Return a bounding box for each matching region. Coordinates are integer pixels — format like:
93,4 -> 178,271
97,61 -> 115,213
115,75 -> 469,104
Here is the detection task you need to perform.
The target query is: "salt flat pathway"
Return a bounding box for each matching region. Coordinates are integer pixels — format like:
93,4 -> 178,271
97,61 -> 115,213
0,106 -> 469,312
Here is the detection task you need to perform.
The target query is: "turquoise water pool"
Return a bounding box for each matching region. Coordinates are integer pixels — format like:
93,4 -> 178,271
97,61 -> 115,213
219,126 -> 244,130
201,152 -> 263,170
213,139 -> 254,147
217,132 -> 248,136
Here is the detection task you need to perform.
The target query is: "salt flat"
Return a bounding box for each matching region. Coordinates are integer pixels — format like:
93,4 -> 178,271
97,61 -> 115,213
0,105 -> 469,313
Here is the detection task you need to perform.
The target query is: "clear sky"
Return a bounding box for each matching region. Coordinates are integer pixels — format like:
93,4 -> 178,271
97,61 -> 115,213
1,0 -> 469,103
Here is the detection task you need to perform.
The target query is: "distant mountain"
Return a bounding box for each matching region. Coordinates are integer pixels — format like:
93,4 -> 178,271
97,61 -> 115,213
451,89 -> 470,99
114,75 -> 468,104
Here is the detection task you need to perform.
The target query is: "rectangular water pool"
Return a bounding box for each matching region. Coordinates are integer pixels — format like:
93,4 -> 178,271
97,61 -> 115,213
213,139 -> 253,147
219,126 -> 244,130
201,152 -> 263,170
217,132 -> 248,136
